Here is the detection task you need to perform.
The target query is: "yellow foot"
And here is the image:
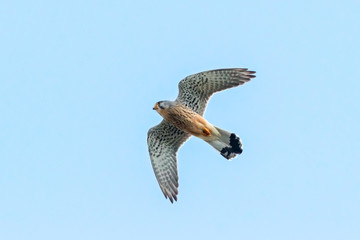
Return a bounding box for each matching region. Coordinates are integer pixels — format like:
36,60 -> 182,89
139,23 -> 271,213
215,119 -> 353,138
202,127 -> 211,136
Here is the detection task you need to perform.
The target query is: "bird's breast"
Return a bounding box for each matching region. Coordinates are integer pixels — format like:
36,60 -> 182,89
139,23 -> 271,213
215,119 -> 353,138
162,105 -> 214,138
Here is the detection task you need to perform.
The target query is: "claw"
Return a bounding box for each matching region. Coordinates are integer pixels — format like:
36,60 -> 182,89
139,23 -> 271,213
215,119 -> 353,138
202,127 -> 211,136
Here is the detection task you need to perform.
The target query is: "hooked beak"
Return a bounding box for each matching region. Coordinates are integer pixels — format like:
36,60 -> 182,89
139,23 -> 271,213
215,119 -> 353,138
153,102 -> 159,110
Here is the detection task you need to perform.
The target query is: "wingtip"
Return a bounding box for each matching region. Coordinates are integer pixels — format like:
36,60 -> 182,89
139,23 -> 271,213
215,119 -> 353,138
161,187 -> 179,204
245,70 -> 256,79
167,194 -> 178,204
245,70 -> 256,77
234,68 -> 256,79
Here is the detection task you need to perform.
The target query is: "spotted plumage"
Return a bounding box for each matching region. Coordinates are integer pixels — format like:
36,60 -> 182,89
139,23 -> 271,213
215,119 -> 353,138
147,68 -> 256,203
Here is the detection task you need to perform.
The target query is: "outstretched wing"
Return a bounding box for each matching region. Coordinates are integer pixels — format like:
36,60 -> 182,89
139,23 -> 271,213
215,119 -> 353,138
147,120 -> 191,203
176,68 -> 256,115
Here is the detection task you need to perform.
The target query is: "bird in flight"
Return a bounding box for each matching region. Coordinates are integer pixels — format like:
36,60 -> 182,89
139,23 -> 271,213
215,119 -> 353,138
147,68 -> 256,203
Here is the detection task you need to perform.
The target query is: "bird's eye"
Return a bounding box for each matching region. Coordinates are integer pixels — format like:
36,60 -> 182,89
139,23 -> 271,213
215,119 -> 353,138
158,102 -> 165,109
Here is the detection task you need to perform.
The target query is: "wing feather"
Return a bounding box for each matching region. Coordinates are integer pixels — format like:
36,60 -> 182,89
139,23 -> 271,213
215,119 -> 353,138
147,120 -> 191,203
176,68 -> 256,115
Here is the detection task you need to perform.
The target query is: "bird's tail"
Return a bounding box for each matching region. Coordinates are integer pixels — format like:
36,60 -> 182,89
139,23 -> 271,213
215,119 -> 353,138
206,127 -> 243,160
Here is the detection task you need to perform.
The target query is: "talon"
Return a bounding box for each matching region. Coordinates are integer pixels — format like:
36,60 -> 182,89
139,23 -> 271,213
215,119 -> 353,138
202,127 -> 211,136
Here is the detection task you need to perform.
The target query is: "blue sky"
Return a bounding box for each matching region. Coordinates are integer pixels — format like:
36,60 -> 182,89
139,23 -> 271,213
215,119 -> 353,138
1,1 -> 359,239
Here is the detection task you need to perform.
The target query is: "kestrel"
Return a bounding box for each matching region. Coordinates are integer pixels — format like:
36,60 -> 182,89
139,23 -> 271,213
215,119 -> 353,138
147,68 -> 256,203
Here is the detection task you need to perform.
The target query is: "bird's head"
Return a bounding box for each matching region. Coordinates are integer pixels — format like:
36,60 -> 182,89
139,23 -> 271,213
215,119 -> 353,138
153,101 -> 173,115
